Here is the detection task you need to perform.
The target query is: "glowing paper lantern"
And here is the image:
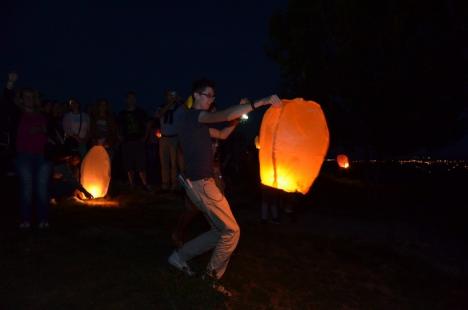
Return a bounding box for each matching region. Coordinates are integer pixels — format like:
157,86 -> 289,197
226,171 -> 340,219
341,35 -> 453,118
336,154 -> 350,169
155,129 -> 162,139
259,98 -> 329,194
80,145 -> 111,198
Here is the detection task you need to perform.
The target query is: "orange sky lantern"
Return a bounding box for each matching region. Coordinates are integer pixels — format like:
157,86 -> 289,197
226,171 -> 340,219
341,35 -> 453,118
80,146 -> 111,199
336,154 -> 350,169
155,129 -> 162,139
259,98 -> 329,194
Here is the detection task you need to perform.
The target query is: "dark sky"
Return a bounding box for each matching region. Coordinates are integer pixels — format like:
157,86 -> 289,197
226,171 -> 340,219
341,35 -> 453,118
1,0 -> 287,114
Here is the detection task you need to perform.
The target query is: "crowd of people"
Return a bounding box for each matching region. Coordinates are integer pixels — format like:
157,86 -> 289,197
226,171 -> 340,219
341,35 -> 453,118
1,72 -> 284,296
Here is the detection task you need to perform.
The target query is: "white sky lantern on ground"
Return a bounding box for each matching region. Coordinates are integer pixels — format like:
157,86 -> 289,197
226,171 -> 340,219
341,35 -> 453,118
259,98 -> 329,194
80,145 -> 111,199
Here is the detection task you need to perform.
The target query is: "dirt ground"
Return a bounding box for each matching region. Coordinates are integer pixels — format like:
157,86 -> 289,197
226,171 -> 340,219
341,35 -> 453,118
1,163 -> 467,309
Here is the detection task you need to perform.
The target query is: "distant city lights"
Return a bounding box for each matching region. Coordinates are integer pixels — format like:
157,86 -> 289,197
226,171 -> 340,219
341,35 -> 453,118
326,158 -> 468,173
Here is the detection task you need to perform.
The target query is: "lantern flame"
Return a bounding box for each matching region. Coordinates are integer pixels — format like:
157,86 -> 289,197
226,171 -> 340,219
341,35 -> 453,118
336,154 -> 350,169
86,185 -> 101,199
155,129 -> 162,139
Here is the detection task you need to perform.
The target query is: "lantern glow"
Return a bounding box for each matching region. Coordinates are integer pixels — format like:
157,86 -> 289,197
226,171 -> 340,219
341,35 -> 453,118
155,129 -> 162,139
259,98 -> 329,194
337,154 -> 350,169
80,146 -> 111,199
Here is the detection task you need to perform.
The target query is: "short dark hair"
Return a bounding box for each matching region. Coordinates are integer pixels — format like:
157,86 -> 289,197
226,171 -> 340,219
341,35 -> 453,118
192,78 -> 216,95
68,98 -> 80,106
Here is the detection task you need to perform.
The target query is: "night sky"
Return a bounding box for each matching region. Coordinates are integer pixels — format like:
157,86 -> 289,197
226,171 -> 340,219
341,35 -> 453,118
1,0 -> 287,114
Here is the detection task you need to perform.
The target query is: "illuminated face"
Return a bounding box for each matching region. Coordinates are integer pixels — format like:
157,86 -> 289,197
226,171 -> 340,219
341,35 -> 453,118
194,87 -> 215,110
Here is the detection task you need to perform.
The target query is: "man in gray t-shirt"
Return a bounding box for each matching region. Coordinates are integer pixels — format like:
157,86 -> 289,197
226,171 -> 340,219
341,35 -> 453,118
168,78 -> 280,296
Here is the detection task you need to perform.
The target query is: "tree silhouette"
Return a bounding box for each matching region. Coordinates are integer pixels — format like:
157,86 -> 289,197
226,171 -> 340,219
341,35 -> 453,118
267,0 -> 466,156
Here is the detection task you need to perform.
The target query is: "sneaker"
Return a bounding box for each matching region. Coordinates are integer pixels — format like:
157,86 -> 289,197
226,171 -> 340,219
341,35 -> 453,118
201,272 -> 233,297
38,222 -> 49,230
168,251 -> 195,276
19,221 -> 31,229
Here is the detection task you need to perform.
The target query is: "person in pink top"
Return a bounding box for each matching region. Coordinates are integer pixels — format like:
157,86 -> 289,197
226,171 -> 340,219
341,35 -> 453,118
12,80 -> 52,229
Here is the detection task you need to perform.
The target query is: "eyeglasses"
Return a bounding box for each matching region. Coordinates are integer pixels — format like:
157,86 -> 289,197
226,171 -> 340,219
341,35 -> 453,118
199,92 -> 216,100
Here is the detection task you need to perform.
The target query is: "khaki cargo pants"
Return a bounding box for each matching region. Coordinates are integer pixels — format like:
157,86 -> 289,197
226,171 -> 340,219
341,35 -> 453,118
178,177 -> 240,279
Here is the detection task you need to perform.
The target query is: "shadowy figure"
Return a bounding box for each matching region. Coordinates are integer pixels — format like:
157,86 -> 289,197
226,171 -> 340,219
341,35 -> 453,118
145,110 -> 162,186
167,77 -> 281,297
89,98 -> 118,158
261,185 -> 280,224
62,98 -> 90,157
171,102 -> 229,247
158,90 -> 184,191
8,75 -> 52,229
50,153 -> 93,201
117,91 -> 151,191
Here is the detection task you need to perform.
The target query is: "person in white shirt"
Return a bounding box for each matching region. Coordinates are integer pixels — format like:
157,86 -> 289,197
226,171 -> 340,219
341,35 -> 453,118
62,99 -> 90,157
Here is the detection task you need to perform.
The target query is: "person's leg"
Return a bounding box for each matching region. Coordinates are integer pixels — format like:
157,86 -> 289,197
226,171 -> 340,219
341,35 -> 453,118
212,162 -> 225,193
15,154 -> 33,224
176,142 -> 185,177
178,178 -> 240,279
172,197 -> 199,246
204,182 -> 240,279
121,142 -> 134,186
134,141 -> 149,189
159,138 -> 170,190
261,186 -> 274,221
168,138 -> 178,190
36,157 -> 52,224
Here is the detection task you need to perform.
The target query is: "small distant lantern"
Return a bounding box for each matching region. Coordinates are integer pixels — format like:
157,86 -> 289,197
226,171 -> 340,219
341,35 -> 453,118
336,154 -> 350,169
155,129 -> 162,139
259,98 -> 329,194
80,146 -> 111,199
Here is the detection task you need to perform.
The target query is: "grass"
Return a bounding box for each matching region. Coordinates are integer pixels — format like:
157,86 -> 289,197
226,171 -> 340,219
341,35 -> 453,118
1,165 -> 467,309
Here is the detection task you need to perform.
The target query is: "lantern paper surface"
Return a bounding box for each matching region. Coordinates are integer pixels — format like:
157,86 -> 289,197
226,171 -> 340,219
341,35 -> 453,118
336,154 -> 350,168
80,145 -> 111,198
259,98 -> 329,194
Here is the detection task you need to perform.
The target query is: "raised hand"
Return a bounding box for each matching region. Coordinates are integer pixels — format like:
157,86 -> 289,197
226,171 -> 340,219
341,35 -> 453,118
267,95 -> 282,107
239,98 -> 251,105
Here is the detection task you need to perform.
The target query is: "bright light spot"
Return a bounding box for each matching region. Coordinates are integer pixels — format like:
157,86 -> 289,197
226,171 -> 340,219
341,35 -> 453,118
88,185 -> 102,198
241,114 -> 249,120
